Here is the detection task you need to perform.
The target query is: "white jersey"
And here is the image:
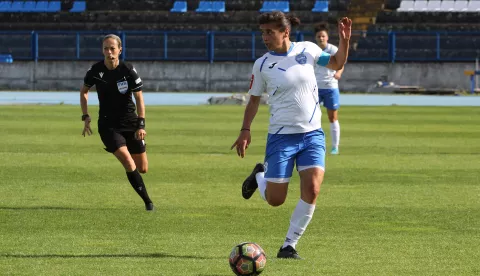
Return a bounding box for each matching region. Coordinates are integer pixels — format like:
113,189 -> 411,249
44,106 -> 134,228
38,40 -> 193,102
248,41 -> 331,134
314,43 -> 338,89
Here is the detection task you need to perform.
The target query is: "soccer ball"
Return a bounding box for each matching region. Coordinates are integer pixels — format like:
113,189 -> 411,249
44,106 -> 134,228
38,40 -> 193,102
229,242 -> 266,276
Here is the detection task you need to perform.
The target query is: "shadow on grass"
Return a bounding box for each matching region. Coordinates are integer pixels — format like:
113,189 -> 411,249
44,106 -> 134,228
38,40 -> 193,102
0,206 -> 87,210
0,253 -> 219,260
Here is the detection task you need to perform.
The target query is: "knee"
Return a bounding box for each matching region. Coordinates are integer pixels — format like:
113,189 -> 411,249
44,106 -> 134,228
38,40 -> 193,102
266,197 -> 286,207
304,185 -> 321,201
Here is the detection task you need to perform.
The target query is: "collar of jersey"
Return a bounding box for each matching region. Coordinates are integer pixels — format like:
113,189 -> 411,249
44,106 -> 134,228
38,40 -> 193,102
269,42 -> 295,56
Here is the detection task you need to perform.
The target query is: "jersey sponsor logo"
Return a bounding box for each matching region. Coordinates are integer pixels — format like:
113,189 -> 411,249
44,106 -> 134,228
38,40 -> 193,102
295,53 -> 307,64
268,62 -> 277,69
135,78 -> 142,84
99,72 -> 104,78
116,80 -> 128,94
249,74 -> 254,89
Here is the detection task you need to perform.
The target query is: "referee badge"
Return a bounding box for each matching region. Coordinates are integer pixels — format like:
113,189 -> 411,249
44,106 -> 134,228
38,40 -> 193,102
116,80 -> 128,94
295,53 -> 307,64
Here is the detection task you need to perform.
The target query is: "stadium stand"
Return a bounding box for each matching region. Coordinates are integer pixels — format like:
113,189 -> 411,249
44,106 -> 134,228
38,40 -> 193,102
0,0 -> 478,62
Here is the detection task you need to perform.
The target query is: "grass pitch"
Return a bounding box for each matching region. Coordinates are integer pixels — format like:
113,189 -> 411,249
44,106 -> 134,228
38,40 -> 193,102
0,105 -> 479,275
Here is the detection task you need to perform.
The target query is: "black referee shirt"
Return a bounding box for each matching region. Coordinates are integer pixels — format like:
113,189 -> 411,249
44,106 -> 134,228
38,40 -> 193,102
84,61 -> 143,130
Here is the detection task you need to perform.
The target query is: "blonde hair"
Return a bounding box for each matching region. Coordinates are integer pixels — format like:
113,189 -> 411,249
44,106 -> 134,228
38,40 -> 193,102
102,34 -> 122,48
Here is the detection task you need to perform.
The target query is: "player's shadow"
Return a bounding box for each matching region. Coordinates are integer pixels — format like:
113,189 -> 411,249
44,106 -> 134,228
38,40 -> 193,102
0,206 -> 86,210
1,253 -> 219,260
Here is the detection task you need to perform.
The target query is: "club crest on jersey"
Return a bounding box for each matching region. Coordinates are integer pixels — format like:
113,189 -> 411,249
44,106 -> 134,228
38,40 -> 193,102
117,80 -> 128,94
295,53 -> 307,64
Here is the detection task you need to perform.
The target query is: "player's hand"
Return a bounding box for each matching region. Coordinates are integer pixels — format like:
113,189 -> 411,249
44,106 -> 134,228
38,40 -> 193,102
231,130 -> 251,158
135,129 -> 146,140
338,17 -> 352,41
82,118 -> 92,137
334,72 -> 342,80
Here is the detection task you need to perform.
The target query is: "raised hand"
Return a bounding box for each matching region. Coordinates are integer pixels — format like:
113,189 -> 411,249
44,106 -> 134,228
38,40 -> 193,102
338,17 -> 352,41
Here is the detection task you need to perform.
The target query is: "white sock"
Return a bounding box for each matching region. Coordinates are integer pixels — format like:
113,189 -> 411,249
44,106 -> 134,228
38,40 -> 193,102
330,120 -> 340,148
255,172 -> 267,201
282,199 -> 316,249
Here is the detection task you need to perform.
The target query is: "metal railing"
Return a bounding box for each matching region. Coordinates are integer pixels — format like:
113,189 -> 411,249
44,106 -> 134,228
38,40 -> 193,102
0,30 -> 479,62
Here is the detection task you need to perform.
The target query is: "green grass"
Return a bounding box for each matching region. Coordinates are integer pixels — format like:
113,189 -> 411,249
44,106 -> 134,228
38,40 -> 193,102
0,105 -> 479,276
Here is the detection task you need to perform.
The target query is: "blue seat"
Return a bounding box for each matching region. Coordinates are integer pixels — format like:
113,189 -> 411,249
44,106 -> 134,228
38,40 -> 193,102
70,1 -> 86,12
196,1 -> 212,12
10,1 -> 24,12
23,1 -> 37,12
312,0 -> 329,12
0,1 -> 11,12
35,1 -> 48,12
46,1 -> 61,12
212,1 -> 225,12
0,54 -> 13,63
260,1 -> 289,13
170,1 -> 187,12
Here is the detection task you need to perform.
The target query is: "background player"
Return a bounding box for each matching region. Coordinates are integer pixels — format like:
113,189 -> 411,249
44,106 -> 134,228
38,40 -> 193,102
314,23 -> 344,155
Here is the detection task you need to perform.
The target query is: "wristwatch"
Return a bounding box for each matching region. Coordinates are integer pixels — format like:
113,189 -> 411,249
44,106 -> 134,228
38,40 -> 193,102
81,114 -> 90,121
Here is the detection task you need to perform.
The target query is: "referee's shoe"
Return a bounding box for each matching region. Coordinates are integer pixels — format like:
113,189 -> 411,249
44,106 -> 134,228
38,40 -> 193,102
145,202 -> 155,211
242,163 -> 264,199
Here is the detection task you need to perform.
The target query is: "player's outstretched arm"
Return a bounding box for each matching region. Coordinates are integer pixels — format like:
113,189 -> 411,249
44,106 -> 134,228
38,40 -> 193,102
80,85 -> 92,137
327,17 -> 352,71
231,95 -> 261,158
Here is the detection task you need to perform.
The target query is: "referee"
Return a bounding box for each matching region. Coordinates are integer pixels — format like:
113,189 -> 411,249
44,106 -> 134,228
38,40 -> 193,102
80,34 -> 154,211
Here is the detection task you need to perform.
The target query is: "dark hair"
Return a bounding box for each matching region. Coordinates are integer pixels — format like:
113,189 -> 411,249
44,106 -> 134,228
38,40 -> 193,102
258,11 -> 301,32
314,22 -> 329,34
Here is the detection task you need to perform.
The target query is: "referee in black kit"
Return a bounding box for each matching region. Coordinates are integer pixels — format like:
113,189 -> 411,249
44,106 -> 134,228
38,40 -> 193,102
80,34 -> 154,211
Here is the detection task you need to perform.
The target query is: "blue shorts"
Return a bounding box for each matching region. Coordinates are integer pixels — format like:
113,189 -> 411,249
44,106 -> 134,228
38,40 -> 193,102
264,129 -> 326,182
318,88 -> 340,110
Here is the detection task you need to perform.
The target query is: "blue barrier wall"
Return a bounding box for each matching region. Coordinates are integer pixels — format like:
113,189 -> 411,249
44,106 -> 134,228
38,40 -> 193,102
1,30 -> 479,62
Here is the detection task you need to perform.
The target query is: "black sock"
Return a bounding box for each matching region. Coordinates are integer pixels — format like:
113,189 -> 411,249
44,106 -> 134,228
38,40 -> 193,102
126,169 -> 152,204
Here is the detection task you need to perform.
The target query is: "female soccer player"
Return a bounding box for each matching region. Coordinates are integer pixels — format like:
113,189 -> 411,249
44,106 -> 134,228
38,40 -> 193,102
80,34 -> 154,211
314,23 -> 344,154
231,12 -> 351,259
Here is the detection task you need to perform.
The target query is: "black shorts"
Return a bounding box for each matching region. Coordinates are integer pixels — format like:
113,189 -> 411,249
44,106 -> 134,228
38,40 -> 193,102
98,127 -> 146,154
